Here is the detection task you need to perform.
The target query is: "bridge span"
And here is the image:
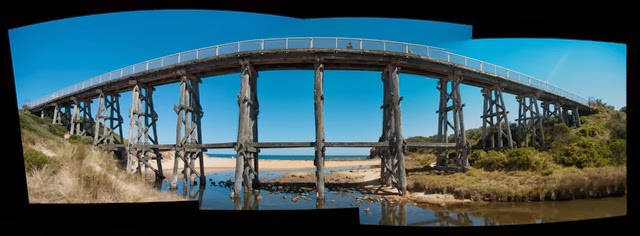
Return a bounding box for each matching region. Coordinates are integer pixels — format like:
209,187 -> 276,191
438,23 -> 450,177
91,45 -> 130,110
25,37 -> 590,198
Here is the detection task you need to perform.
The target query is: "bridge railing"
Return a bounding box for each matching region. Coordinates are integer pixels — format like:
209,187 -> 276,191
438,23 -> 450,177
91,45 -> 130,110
26,37 -> 589,108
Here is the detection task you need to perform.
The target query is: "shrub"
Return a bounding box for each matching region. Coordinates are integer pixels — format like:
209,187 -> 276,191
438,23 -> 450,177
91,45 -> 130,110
550,123 -> 571,143
579,116 -> 589,125
23,148 -> 55,170
541,168 -> 554,176
578,124 -> 606,137
474,150 -> 507,171
609,139 -> 626,166
552,137 -> 612,168
606,112 -> 626,139
505,147 -> 540,171
468,149 -> 487,166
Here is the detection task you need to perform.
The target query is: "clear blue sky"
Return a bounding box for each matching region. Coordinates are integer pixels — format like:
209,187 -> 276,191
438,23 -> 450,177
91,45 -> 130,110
9,10 -> 626,155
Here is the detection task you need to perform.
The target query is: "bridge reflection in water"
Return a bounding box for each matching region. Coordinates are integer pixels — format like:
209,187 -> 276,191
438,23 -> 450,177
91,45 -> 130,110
161,179 -> 625,226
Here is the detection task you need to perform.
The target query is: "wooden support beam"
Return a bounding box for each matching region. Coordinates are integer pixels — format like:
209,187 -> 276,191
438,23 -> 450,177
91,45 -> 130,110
405,142 -> 457,148
481,87 -> 513,150
234,61 -> 258,197
516,95 -> 546,148
171,73 -> 204,189
435,69 -> 468,171
314,62 -> 325,199
127,85 -> 164,181
389,65 -> 407,195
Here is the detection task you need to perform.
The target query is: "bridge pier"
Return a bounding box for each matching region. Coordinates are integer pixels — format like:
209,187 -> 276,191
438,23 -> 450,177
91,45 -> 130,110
435,69 -> 468,170
172,71 -> 205,189
314,63 -> 325,198
127,85 -> 164,181
541,100 -> 564,125
63,103 -> 72,128
565,106 -> 581,127
93,91 -> 126,162
233,62 -> 259,197
52,104 -> 64,125
388,65 -> 407,195
379,66 -> 394,187
480,85 -> 514,150
515,94 -> 546,148
70,97 -> 93,136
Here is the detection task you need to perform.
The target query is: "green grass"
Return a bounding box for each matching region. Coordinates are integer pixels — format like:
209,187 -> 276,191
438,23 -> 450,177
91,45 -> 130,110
23,147 -> 58,171
407,165 -> 626,202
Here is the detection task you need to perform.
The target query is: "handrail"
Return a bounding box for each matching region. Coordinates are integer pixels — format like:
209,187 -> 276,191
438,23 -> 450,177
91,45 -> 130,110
25,37 -> 590,108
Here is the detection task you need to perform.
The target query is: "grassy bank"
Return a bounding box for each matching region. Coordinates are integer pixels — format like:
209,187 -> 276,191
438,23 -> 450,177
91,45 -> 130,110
405,155 -> 626,202
19,111 -> 183,203
402,104 -> 627,202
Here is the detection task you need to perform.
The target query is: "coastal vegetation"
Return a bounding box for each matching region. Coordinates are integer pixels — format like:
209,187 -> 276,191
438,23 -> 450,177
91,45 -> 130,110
404,104 -> 627,202
19,110 -> 182,203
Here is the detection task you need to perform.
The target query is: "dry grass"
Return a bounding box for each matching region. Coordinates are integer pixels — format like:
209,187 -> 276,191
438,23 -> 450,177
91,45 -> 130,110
25,142 -> 184,203
20,112 -> 184,203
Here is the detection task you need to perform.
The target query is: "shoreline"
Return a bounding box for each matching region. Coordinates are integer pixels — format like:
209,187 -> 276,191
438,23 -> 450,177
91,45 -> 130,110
148,152 -> 380,171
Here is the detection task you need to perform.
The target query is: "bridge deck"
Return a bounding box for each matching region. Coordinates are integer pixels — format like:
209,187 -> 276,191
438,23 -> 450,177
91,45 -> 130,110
26,37 -> 589,113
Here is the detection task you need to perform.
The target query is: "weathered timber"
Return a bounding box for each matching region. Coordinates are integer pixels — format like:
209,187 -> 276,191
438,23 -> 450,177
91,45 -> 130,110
250,63 -> 260,187
515,95 -> 546,148
480,87 -> 513,150
234,61 -> 258,197
314,62 -> 325,198
171,72 -> 204,189
126,85 -> 164,181
70,97 -> 93,136
382,66 -> 395,186
541,101 -> 564,126
435,69 -> 468,171
389,65 -> 407,195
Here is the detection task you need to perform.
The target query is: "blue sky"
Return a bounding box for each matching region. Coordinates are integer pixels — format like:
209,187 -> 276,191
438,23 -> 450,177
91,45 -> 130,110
9,10 -> 626,155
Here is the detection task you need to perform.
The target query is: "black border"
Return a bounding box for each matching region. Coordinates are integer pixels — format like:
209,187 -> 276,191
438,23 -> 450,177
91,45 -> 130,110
3,0 -> 634,232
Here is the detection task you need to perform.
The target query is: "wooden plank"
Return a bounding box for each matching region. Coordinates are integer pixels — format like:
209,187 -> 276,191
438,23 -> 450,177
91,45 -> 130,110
201,142 -> 236,149
324,142 -> 388,147
405,142 -> 457,148
254,142 -> 314,148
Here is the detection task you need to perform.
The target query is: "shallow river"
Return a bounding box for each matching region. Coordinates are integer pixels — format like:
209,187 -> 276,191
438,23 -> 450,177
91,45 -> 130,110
156,168 -> 626,226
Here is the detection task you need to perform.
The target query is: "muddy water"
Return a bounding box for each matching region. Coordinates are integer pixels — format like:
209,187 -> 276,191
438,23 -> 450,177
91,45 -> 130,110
156,168 -> 626,226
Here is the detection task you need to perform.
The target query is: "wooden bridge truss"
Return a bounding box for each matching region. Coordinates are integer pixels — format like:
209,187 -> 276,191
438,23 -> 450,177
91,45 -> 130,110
34,60 -> 583,198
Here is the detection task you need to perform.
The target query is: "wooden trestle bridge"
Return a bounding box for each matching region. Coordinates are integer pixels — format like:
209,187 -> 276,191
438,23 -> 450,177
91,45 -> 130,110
25,37 -> 590,198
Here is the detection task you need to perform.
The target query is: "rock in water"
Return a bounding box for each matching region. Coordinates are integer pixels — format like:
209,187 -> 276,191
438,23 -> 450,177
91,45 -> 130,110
257,195 -> 263,201
292,196 -> 299,202
277,186 -> 283,190
282,195 -> 287,200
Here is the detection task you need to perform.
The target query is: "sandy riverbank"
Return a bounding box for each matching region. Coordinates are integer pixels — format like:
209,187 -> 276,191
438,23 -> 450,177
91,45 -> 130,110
265,168 -> 472,205
140,151 -> 380,171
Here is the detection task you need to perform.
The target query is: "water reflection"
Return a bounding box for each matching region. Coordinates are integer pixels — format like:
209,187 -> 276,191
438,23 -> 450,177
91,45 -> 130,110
316,197 -> 325,209
379,200 -> 407,226
159,169 -> 626,226
233,191 -> 261,210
